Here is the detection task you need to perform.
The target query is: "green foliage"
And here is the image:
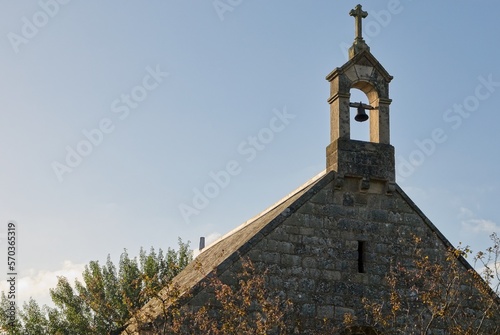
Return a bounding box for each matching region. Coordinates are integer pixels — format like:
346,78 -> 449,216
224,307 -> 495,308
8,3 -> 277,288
19,299 -> 49,334
0,239 -> 191,335
0,292 -> 22,334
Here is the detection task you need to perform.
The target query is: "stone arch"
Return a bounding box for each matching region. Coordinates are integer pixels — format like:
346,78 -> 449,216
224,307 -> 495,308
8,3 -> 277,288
351,78 -> 390,144
351,80 -> 378,107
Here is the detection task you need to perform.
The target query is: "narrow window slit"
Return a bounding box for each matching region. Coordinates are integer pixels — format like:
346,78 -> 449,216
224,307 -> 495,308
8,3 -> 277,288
358,241 -> 365,273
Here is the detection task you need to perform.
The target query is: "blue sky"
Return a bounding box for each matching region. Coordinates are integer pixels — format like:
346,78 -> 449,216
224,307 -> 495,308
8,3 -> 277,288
1,1 -> 500,306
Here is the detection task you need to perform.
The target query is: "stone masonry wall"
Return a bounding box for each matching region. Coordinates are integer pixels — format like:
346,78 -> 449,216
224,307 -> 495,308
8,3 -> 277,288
246,176 -> 439,332
137,174 -> 499,334
181,176 -> 500,334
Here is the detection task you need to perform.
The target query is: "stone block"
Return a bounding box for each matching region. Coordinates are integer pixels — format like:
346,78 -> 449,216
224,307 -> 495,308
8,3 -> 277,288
322,270 -> 342,281
296,202 -> 315,214
298,278 -> 316,292
300,227 -> 316,236
261,252 -> 280,264
290,234 -> 304,244
277,241 -> 295,254
293,242 -> 307,255
284,225 -> 301,235
302,235 -> 326,247
367,209 -> 389,222
388,211 -> 403,223
345,240 -> 358,250
317,305 -> 334,318
310,188 -> 333,204
264,239 -> 294,254
354,193 -> 368,205
404,213 -> 422,225
302,257 -> 318,269
301,304 -> 316,317
271,229 -> 290,242
326,204 -> 359,218
334,306 -> 355,319
281,254 -> 301,267
349,273 -> 369,284
247,249 -> 263,262
343,192 -> 355,206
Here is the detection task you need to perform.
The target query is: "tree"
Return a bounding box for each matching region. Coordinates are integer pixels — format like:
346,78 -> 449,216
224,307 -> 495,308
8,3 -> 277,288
0,239 -> 191,335
19,299 -> 50,334
0,292 -> 22,335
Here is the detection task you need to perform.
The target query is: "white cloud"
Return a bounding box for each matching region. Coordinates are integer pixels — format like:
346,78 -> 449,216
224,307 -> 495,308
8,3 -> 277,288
458,207 -> 474,220
461,219 -> 500,234
0,261 -> 85,307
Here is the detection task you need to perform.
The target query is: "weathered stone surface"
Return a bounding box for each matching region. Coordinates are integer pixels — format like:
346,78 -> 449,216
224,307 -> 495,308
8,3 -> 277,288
327,138 -> 395,182
122,168 -> 500,335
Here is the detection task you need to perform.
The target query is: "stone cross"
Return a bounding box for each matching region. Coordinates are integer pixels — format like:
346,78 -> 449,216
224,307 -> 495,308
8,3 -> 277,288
349,4 -> 368,41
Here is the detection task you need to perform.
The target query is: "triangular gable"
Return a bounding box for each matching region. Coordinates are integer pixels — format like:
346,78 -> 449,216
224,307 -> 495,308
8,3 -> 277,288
124,172 -> 500,333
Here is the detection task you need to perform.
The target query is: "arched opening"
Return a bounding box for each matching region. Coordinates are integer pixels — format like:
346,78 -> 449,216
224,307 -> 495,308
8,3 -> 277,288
349,79 -> 385,144
349,88 -> 370,142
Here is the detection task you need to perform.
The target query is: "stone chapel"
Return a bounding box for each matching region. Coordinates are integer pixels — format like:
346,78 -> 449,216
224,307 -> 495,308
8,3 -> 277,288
123,5 -> 500,335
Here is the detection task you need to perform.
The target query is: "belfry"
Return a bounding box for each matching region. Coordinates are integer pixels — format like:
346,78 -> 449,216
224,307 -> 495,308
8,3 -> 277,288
326,4 -> 395,195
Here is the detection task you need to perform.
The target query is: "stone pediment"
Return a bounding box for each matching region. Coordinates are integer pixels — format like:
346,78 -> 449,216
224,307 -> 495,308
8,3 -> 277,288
326,50 -> 393,86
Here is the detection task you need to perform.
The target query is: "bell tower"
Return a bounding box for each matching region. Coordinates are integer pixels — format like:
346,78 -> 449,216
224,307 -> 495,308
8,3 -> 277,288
326,4 -> 395,192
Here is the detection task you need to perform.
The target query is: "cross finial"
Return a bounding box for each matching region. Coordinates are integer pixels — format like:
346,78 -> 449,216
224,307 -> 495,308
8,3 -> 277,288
348,4 -> 370,58
349,4 -> 368,42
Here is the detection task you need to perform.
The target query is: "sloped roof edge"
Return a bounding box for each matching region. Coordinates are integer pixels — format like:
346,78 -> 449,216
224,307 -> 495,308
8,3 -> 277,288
199,169 -> 328,256
177,170 -> 335,290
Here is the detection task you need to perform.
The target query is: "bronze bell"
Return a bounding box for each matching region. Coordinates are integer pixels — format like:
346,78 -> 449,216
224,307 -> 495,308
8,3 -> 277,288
354,105 -> 369,122
349,101 -> 374,122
